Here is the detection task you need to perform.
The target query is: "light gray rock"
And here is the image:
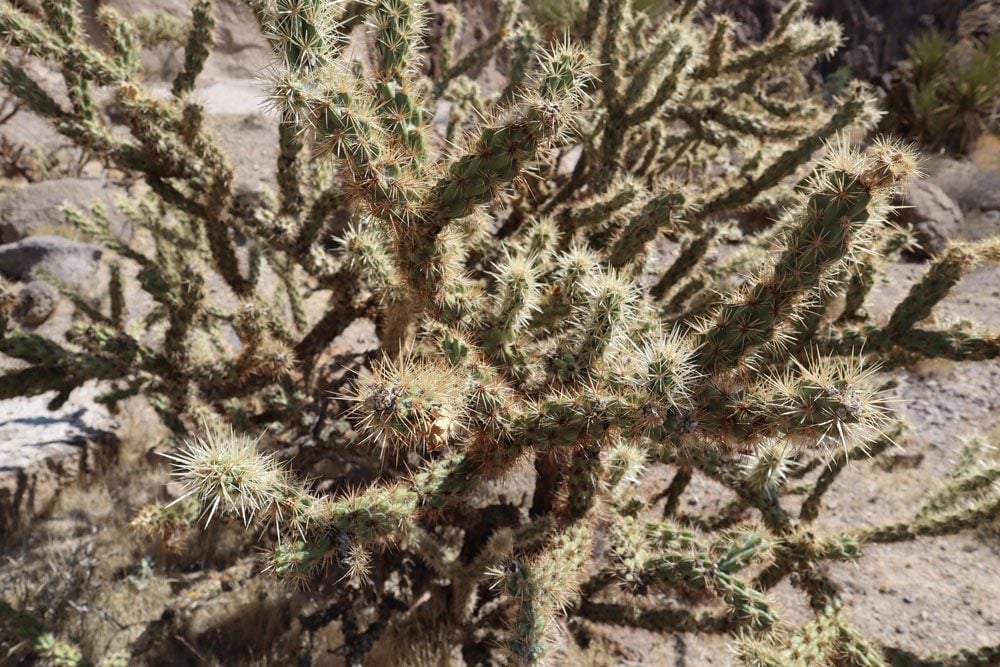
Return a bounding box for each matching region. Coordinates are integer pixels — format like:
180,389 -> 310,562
0,236 -> 103,289
893,180 -> 964,259
13,280 -> 59,326
0,178 -> 127,243
964,209 -> 1000,243
0,108 -> 66,156
924,157 -> 1000,213
0,385 -> 119,533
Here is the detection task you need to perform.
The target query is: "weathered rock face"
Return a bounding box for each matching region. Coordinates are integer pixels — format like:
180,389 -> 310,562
12,280 -> 60,326
893,180 -> 965,259
0,385 -> 119,533
0,177 -> 127,244
0,236 -> 103,290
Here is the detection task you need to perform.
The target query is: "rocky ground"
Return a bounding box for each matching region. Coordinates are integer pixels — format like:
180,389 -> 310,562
0,1 -> 998,665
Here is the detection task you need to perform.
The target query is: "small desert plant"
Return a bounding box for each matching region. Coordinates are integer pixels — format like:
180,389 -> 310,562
886,29 -> 1000,153
1,0 -> 999,664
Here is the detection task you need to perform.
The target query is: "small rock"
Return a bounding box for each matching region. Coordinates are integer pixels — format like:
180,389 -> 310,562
468,456 -> 536,519
0,178 -> 127,244
0,236 -> 102,291
893,180 -> 964,258
12,280 -> 59,326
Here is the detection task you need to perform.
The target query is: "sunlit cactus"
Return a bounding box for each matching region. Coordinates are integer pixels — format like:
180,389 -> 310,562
2,0 -> 999,664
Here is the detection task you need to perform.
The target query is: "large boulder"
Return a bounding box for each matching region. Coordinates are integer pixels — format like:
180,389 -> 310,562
0,385 -> 119,533
0,236 -> 103,290
0,177 -> 126,243
206,0 -> 271,79
426,0 -> 507,91
893,180 -> 964,259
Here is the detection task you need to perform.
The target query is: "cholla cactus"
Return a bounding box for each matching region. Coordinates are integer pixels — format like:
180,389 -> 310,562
1,0 -> 999,664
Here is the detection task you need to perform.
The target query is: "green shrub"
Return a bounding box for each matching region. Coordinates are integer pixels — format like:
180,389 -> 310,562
886,29 -> 1000,152
1,0 -> 998,663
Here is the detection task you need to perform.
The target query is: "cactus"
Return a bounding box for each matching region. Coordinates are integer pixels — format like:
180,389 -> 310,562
1,0 -> 999,664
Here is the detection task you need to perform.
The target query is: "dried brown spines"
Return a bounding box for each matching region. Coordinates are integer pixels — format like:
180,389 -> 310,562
349,356 -> 467,459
